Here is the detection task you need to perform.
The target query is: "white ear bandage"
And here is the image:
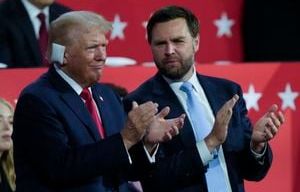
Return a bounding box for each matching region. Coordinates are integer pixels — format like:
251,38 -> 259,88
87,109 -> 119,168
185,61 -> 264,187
51,43 -> 66,65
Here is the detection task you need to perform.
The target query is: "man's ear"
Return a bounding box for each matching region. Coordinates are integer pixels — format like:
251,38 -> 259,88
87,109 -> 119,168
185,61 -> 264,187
63,52 -> 68,65
51,43 -> 66,66
193,35 -> 200,52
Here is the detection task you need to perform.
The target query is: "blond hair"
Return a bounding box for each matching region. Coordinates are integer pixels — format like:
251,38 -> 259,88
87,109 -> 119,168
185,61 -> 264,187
0,98 -> 16,191
49,11 -> 112,47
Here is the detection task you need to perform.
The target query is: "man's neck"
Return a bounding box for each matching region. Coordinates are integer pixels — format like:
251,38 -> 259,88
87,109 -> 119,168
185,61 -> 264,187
26,0 -> 48,10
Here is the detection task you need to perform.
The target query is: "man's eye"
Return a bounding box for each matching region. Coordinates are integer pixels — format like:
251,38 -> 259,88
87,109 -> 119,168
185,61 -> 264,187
154,42 -> 166,46
174,39 -> 184,43
86,47 -> 97,52
87,47 -> 96,50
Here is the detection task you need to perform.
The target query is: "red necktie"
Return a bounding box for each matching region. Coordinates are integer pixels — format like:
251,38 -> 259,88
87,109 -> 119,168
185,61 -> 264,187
80,88 -> 105,139
37,12 -> 49,66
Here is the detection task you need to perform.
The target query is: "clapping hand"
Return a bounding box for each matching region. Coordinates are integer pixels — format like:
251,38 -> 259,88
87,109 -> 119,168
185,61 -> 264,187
145,106 -> 185,144
251,104 -> 284,152
144,106 -> 185,153
205,94 -> 239,152
121,101 -> 158,150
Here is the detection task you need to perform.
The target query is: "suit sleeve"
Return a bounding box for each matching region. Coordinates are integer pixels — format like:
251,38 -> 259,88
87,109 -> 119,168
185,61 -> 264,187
124,96 -> 207,191
128,141 -> 207,191
0,18 -> 13,67
13,93 -> 130,187
235,86 -> 273,181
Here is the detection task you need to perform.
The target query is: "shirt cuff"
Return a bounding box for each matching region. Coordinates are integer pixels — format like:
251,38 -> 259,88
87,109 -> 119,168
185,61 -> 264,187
126,147 -> 132,164
0,63 -> 8,68
250,142 -> 267,158
250,142 -> 267,165
143,143 -> 159,163
196,140 -> 214,166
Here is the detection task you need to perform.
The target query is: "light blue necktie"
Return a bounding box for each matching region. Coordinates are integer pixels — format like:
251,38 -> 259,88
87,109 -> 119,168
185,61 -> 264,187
180,82 -> 210,140
180,82 -> 228,192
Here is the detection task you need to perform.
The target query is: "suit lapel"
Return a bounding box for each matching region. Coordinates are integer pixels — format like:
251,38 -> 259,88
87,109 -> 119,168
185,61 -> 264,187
197,74 -> 225,117
60,93 -> 101,141
92,85 -> 119,137
14,0 -> 41,66
197,74 -> 239,150
49,4 -> 61,22
48,67 -> 101,141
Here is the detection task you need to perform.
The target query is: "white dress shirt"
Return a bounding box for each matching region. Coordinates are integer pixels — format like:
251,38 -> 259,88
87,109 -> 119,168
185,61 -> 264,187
21,0 -> 50,39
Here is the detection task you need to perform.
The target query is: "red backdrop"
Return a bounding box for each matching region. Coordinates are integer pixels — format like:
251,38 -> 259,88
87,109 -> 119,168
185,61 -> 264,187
57,0 -> 243,66
0,63 -> 299,191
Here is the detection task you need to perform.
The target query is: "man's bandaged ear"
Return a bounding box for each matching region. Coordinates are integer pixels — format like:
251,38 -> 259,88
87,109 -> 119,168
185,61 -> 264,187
50,43 -> 65,65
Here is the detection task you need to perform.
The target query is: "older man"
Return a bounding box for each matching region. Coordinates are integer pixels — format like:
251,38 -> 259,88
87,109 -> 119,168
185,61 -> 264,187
13,11 -> 184,191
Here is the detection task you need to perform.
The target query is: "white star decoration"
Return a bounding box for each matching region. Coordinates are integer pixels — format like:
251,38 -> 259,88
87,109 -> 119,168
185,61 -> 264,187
214,12 -> 235,38
278,83 -> 299,111
110,14 -> 127,40
243,84 -> 262,111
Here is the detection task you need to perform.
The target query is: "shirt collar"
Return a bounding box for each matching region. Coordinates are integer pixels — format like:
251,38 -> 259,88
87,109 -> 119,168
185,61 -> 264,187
163,66 -> 200,93
54,64 -> 84,95
21,0 -> 50,21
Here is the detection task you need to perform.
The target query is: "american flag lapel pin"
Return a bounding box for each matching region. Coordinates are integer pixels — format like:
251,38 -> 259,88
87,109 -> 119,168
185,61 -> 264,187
99,96 -> 104,101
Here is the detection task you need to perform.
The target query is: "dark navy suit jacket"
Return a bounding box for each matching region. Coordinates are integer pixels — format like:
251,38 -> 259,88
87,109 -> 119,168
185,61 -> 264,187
123,72 -> 273,192
13,66 -> 135,191
0,0 -> 71,68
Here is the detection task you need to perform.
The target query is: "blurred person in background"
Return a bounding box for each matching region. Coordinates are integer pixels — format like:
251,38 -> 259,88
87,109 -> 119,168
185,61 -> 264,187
0,0 -> 71,68
0,98 -> 15,192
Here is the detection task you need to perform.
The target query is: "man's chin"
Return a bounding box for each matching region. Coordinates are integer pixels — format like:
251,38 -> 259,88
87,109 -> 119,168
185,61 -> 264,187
96,72 -> 102,82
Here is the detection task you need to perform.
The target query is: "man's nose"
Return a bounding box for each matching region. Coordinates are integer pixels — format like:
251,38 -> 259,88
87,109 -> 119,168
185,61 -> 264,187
165,43 -> 175,56
1,118 -> 11,130
94,46 -> 106,59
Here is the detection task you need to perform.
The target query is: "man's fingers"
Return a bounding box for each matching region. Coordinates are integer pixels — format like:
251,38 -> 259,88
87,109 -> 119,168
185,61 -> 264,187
128,101 -> 159,130
219,94 -> 238,116
164,132 -> 172,140
264,127 -> 274,140
223,109 -> 233,125
266,119 -> 278,134
263,104 -> 279,119
268,104 -> 278,113
132,101 -> 138,109
270,112 -> 281,127
278,111 -> 285,124
172,114 -> 186,129
137,102 -> 159,119
166,113 -> 185,131
178,114 -> 186,128
180,114 -> 186,119
226,94 -> 239,109
170,125 -> 179,136
221,94 -> 239,124
264,104 -> 284,127
157,106 -> 170,118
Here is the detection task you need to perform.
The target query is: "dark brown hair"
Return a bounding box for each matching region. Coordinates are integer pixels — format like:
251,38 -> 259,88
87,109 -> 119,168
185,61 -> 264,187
147,5 -> 200,43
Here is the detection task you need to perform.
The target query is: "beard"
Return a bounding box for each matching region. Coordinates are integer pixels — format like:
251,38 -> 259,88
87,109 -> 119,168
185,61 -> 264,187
155,55 -> 194,80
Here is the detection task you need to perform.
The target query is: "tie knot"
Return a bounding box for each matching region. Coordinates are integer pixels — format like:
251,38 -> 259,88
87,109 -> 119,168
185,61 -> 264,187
80,88 -> 92,101
37,12 -> 46,22
180,82 -> 194,93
